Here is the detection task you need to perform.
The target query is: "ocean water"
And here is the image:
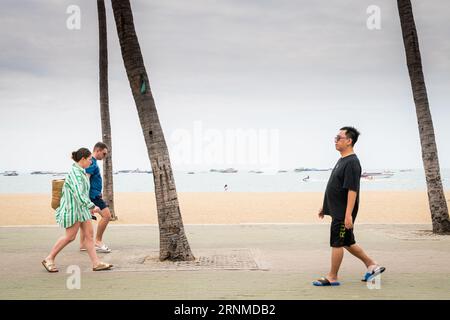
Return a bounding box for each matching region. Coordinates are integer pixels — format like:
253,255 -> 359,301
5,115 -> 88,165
0,169 -> 449,194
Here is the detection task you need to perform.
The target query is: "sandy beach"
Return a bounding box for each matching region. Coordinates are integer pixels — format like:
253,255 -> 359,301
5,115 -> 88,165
1,191 -> 448,226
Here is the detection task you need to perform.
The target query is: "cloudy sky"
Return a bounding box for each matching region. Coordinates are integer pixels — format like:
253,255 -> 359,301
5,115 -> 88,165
0,0 -> 449,172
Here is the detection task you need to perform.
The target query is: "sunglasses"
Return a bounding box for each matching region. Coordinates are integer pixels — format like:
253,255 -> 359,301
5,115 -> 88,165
334,135 -> 348,142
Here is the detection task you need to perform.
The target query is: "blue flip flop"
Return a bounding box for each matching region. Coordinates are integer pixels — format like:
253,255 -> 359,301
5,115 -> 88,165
313,277 -> 341,286
362,266 -> 386,282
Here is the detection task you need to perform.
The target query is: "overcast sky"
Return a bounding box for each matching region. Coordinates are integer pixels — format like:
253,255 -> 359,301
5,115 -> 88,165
0,0 -> 449,172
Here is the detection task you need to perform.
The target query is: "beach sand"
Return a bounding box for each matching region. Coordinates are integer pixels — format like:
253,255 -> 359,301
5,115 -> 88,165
1,191 -> 448,226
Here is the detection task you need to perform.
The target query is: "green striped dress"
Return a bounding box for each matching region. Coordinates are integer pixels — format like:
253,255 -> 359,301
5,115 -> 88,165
55,163 -> 95,228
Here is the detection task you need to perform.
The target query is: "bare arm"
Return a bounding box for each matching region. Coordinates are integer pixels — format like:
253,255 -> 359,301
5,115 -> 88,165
345,190 -> 357,228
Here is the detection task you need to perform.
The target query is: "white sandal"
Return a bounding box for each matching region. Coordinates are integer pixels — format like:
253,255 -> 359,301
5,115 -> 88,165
95,244 -> 112,253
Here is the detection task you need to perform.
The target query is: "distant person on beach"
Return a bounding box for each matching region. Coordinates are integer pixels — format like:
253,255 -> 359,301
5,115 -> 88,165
42,148 -> 113,272
79,142 -> 112,253
224,184 -> 228,191
313,127 -> 385,286
302,175 -> 310,182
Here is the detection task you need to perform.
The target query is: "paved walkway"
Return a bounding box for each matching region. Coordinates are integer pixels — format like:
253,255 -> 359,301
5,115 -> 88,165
0,224 -> 449,299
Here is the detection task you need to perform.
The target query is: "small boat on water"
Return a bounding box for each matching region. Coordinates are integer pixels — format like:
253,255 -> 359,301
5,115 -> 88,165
362,172 -> 394,179
211,168 -> 238,173
115,169 -> 152,174
294,167 -> 331,172
3,171 -> 19,176
31,171 -> 55,175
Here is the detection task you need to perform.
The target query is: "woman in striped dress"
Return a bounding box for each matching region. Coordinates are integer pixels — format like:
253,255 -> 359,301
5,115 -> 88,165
42,148 -> 113,272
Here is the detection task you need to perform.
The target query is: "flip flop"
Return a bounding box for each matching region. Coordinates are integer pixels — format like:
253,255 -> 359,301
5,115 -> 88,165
42,259 -> 59,273
313,277 -> 340,286
93,262 -> 113,271
362,266 -> 386,282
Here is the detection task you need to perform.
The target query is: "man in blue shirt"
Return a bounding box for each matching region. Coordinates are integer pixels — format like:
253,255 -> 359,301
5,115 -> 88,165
80,142 -> 112,253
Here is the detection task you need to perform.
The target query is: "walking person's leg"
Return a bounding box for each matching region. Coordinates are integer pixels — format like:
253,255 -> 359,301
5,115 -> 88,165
314,247 -> 344,286
345,244 -> 376,267
314,219 -> 345,286
79,220 -> 100,267
80,198 -> 111,251
79,227 -> 85,250
328,247 -> 344,282
345,244 -> 385,280
95,207 -> 111,247
79,220 -> 113,271
43,222 -> 80,272
79,222 -> 95,250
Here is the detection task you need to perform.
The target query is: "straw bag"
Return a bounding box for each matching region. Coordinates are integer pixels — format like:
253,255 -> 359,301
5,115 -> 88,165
51,179 -> 65,209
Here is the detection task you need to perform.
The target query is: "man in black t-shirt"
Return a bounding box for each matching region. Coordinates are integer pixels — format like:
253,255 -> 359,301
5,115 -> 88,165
313,127 -> 385,286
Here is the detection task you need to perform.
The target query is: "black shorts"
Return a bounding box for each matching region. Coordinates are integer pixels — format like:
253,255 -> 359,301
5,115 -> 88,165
330,217 -> 356,247
91,195 -> 108,211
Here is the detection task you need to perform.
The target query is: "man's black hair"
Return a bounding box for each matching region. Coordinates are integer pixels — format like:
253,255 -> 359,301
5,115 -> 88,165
340,126 -> 360,146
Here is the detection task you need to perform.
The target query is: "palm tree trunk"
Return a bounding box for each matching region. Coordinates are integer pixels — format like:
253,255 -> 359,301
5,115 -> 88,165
97,0 -> 116,220
397,0 -> 450,234
111,0 -> 195,260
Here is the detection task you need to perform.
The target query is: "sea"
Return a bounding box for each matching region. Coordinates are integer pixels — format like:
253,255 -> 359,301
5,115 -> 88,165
0,168 -> 449,194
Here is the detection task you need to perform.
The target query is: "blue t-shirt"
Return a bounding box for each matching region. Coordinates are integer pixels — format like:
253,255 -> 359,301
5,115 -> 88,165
85,157 -> 102,199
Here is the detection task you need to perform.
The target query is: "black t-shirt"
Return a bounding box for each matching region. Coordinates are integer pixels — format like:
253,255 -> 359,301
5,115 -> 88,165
322,154 -> 361,220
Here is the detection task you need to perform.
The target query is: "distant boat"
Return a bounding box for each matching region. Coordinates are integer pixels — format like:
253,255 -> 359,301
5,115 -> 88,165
294,167 -> 331,172
187,171 -> 195,175
211,168 -> 238,173
31,171 -> 55,175
277,170 -> 288,173
115,170 -> 133,174
115,169 -> 152,174
131,168 -> 151,174
249,170 -> 264,174
400,169 -> 414,172
3,171 -> 18,176
362,172 -> 394,179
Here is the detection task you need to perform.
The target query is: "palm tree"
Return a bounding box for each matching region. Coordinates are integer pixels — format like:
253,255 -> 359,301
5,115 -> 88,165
110,0 -> 195,260
97,0 -> 116,220
397,0 -> 450,234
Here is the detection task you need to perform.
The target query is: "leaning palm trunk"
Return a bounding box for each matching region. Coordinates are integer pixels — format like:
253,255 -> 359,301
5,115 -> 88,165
111,0 -> 194,260
397,0 -> 450,234
97,0 -> 116,220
